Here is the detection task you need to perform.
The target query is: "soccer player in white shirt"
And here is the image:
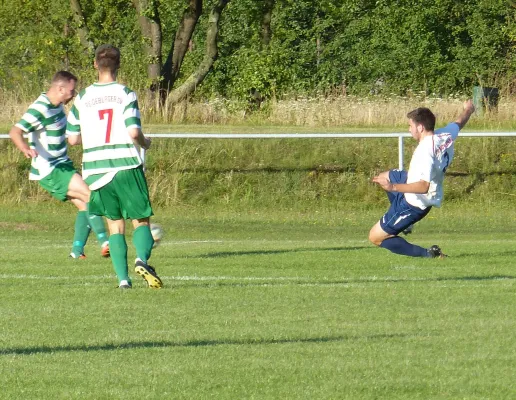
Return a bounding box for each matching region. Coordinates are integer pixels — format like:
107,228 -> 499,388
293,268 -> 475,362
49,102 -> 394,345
369,99 -> 476,257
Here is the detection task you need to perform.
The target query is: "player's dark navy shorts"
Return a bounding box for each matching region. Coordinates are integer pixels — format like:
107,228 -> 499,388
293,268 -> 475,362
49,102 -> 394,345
379,169 -> 431,235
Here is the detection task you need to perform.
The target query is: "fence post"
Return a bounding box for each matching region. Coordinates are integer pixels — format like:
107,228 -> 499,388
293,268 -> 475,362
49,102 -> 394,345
473,86 -> 499,117
398,135 -> 404,170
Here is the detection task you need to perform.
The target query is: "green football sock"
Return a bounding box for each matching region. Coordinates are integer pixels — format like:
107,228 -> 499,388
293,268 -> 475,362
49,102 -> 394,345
109,234 -> 129,283
133,225 -> 154,263
72,210 -> 91,256
87,206 -> 109,245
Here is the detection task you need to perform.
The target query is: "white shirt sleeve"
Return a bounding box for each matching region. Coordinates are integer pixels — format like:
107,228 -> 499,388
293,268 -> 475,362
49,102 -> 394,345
435,122 -> 460,140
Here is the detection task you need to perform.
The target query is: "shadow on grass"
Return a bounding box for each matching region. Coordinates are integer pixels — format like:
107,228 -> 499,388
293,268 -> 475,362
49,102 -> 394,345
189,246 -> 368,259
450,250 -> 516,258
0,332 -> 413,356
179,274 -> 516,289
436,275 -> 516,281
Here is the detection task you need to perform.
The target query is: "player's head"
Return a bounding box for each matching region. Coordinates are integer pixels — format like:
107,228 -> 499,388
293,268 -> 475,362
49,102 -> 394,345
407,107 -> 436,138
51,70 -> 77,104
95,44 -> 120,73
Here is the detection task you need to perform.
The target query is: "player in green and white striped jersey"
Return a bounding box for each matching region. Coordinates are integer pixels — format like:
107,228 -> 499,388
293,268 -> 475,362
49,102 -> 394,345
9,71 -> 110,259
67,45 -> 162,289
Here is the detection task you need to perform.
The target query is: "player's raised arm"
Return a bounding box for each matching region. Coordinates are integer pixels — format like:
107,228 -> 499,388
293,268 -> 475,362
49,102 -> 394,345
454,99 -> 476,130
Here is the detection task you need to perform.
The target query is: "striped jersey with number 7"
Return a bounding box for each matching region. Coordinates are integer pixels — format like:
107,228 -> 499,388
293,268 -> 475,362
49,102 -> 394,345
66,82 -> 143,190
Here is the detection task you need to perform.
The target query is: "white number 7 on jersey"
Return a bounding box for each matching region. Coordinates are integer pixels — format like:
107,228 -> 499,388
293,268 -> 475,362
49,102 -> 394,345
98,109 -> 113,143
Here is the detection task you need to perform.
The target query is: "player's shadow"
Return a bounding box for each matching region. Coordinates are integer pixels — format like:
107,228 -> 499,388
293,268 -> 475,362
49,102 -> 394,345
373,275 -> 516,284
449,250 -> 516,258
188,246 -> 367,259
0,332 -> 414,356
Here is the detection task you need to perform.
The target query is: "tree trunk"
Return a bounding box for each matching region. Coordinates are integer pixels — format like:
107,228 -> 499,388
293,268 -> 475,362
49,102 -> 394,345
63,22 -> 70,70
70,0 -> 93,51
261,0 -> 275,47
132,0 -> 162,99
160,0 -> 202,100
166,0 -> 229,105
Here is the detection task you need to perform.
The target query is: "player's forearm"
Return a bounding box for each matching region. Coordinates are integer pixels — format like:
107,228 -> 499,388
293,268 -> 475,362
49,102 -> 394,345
454,111 -> 473,130
128,128 -> 149,149
454,99 -> 475,130
391,180 -> 430,194
9,126 -> 29,152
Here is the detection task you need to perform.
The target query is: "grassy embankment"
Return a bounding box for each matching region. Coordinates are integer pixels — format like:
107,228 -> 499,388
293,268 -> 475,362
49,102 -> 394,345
1,94 -> 516,211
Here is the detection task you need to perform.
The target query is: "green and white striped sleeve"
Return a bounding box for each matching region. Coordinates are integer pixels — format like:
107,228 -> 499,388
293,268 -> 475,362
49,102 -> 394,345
66,103 -> 81,136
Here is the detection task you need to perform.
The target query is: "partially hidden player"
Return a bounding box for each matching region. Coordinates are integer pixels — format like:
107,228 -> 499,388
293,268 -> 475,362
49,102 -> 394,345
9,71 -> 110,259
369,99 -> 476,257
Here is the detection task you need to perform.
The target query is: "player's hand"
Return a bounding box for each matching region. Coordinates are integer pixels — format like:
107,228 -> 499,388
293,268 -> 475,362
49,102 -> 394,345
142,136 -> 151,150
22,148 -> 38,158
464,99 -> 475,113
372,175 -> 393,191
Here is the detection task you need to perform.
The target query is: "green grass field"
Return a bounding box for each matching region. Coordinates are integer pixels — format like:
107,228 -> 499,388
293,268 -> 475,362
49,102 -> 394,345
1,203 -> 516,399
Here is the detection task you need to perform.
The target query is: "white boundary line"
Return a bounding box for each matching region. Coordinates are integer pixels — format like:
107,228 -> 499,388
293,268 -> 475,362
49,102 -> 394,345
0,274 -> 514,284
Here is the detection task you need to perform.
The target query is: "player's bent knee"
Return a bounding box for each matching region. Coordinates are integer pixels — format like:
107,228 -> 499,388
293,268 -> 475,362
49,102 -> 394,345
368,230 -> 382,246
370,238 -> 383,247
68,190 -> 89,204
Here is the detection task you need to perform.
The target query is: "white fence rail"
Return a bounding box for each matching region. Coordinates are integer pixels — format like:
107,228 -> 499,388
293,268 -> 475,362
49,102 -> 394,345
1,132 -> 516,170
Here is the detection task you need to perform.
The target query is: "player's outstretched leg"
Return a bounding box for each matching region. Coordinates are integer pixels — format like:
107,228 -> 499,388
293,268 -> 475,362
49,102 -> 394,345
380,236 -> 447,258
70,210 -> 91,259
379,236 -> 430,257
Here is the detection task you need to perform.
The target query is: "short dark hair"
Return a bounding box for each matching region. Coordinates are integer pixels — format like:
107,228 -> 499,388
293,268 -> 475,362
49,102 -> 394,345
95,44 -> 120,71
406,107 -> 436,131
52,70 -> 77,85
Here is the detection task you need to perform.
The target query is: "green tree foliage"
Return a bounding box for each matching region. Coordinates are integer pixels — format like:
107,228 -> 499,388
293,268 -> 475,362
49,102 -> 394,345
0,0 -> 71,92
0,0 -> 515,99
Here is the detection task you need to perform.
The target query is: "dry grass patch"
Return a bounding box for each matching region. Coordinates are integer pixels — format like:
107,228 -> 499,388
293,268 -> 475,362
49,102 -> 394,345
133,94 -> 516,128
2,92 -> 515,129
